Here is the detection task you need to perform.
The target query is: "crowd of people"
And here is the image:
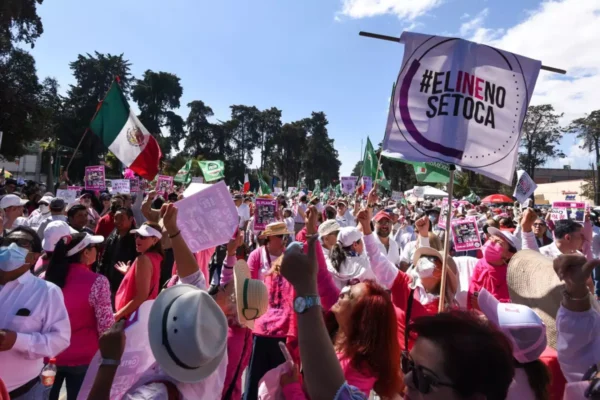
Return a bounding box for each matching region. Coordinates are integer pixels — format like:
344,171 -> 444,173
0,176 -> 600,399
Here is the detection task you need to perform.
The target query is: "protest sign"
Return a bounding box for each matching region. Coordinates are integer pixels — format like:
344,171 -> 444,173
392,191 -> 404,201
175,181 -> 238,253
273,187 -> 282,195
451,218 -> 482,252
155,175 -> 174,195
77,303 -> 155,400
198,160 -> 225,182
513,169 -> 537,204
438,204 -> 449,230
56,189 -> 78,205
382,31 -> 542,185
341,177 -> 357,194
67,186 -> 83,193
84,166 -> 106,191
129,177 -> 140,192
287,187 -> 296,195
413,186 -> 425,198
362,176 -> 372,193
111,179 -> 130,194
191,176 -> 204,183
550,201 -> 586,223
254,198 -> 278,231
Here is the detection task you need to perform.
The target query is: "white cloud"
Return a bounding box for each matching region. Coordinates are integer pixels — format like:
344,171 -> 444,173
460,13 -> 471,20
338,0 -> 443,20
548,139 -> 595,169
459,8 -> 504,43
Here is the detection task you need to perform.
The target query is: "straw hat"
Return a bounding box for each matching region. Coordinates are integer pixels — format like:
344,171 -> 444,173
507,250 -> 564,349
233,260 -> 268,329
412,247 -> 459,298
259,222 -> 293,238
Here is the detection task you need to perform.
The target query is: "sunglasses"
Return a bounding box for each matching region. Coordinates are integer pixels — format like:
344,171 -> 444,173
134,234 -> 153,240
401,352 -> 457,394
3,237 -> 34,249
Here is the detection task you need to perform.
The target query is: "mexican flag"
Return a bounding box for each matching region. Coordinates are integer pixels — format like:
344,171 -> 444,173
243,173 -> 250,193
90,82 -> 162,180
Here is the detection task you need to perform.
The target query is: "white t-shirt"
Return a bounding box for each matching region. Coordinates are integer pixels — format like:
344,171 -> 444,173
374,235 -> 400,266
294,203 -> 307,223
237,203 -> 251,228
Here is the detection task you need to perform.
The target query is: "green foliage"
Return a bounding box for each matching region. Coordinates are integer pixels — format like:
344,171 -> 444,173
566,110 -> 600,205
0,0 -> 44,54
300,112 -> 341,187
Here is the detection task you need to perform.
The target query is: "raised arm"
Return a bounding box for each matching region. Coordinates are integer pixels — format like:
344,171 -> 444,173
520,208 -> 540,252
141,191 -> 160,223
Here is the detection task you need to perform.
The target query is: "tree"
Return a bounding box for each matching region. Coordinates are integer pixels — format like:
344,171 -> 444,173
566,110 -> 600,205
518,104 -> 564,180
300,112 -> 341,187
352,161 -> 363,177
0,0 -> 44,54
271,122 -> 307,186
230,105 -> 261,168
184,100 -> 216,158
258,107 -> 282,174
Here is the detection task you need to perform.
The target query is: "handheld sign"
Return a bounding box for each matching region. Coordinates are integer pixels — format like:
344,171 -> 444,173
84,166 -> 106,191
451,218 -> 482,252
129,177 -> 140,193
392,191 -> 404,202
56,189 -> 78,205
255,199 -> 278,231
156,175 -> 174,196
382,31 -> 542,185
413,186 -> 425,198
362,176 -> 372,194
513,170 -> 537,204
341,177 -> 357,194
551,201 -> 586,223
110,179 -> 130,194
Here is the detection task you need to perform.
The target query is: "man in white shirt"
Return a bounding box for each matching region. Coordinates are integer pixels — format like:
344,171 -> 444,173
26,195 -> 53,231
335,200 -> 354,228
294,195 -> 308,234
0,226 -> 71,397
522,216 -> 587,259
233,194 -> 250,230
373,210 -> 400,267
1,194 -> 28,230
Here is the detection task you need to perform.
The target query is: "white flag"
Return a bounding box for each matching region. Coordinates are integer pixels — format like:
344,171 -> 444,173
382,31 -> 541,185
513,169 -> 537,204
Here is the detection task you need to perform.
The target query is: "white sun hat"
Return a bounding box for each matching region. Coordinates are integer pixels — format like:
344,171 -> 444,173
233,260 -> 268,329
148,284 -> 228,383
66,233 -> 104,256
0,194 -> 27,209
42,221 -> 78,252
130,223 -> 162,239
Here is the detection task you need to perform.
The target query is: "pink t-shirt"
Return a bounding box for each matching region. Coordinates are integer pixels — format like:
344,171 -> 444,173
468,258 -> 510,309
115,252 -> 163,315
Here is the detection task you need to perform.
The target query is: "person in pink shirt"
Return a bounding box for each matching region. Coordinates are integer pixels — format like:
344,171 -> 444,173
44,232 -> 113,400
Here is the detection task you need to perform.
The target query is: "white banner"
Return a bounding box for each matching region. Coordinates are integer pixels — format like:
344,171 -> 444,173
383,31 -> 541,185
513,169 -> 537,204
56,189 -> 78,205
341,176 -> 356,194
110,179 -> 130,194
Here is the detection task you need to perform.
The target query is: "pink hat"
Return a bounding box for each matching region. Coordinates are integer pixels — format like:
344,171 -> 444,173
478,289 -> 547,363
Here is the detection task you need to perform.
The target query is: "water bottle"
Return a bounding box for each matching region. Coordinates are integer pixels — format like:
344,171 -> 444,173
41,358 -> 57,387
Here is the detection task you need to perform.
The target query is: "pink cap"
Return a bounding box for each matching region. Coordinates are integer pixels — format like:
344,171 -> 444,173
478,289 -> 547,363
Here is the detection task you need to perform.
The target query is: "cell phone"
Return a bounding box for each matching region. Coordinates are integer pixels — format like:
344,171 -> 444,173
279,342 -> 294,365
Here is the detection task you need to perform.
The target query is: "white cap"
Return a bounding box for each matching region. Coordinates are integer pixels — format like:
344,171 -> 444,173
38,195 -> 54,205
318,220 -> 341,238
487,227 -> 521,251
66,233 -> 104,257
337,227 -> 363,247
42,221 -> 77,252
478,289 -> 547,363
131,224 -> 162,239
0,194 -> 27,209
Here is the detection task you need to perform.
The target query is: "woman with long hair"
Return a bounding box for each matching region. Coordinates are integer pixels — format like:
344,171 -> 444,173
114,221 -> 163,320
45,232 -> 113,400
326,226 -> 377,289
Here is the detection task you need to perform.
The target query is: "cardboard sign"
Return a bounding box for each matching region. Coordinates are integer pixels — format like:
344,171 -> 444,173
382,31 -> 542,185
67,186 -> 83,193
392,191 -> 404,201
191,176 -> 204,183
362,176 -> 372,194
56,189 -> 78,205
514,169 -> 537,204
129,178 -> 140,193
110,179 -> 131,194
254,199 -> 278,231
156,175 -> 174,196
551,201 -> 586,223
176,181 -> 238,253
341,177 -> 357,194
84,166 -> 106,191
451,218 -> 482,251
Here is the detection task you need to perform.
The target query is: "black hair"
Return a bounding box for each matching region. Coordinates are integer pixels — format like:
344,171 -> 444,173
115,207 -> 134,219
329,243 -> 349,273
518,360 -> 551,400
325,206 -> 336,220
300,195 -> 307,203
67,204 -> 87,219
152,197 -> 165,210
46,233 -> 90,289
554,219 -> 582,240
6,226 -> 42,253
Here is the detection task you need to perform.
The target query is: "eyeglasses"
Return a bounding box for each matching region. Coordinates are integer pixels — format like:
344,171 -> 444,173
3,237 -> 33,250
401,352 -> 457,394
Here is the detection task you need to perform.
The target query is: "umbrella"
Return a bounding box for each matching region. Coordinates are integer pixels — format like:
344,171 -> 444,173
481,194 -> 513,203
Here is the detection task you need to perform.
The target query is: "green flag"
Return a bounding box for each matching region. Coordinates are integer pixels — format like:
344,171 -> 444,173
313,179 -> 321,196
381,151 -> 451,183
335,183 -> 342,197
258,172 -> 271,195
174,160 -> 192,184
361,137 -> 378,180
198,160 -> 225,182
375,168 -> 390,190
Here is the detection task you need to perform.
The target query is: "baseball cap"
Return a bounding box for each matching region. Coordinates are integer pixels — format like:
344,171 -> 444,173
337,227 -> 363,247
487,227 -> 520,251
131,224 -> 163,239
66,233 -> 104,257
318,220 -> 341,237
50,198 -> 66,211
478,289 -> 547,363
38,195 -> 54,205
374,210 -> 392,222
0,194 -> 27,209
42,221 -> 78,252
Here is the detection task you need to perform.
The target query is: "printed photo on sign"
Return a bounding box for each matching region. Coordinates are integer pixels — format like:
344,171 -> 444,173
382,31 -> 542,185
56,189 -> 78,205
85,166 -> 106,191
156,175 -> 174,195
255,199 -> 278,231
550,201 -> 587,223
129,177 -> 140,192
341,177 -> 356,194
451,219 -> 482,252
513,169 -> 537,204
362,176 -> 372,193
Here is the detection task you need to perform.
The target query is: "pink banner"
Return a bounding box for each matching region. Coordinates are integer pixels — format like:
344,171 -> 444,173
84,166 -> 106,191
451,218 -> 482,252
155,175 -> 174,196
255,199 -> 278,231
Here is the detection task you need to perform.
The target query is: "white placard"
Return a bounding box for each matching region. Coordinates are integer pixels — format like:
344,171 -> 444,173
513,170 -> 537,204
413,186 -> 425,198
56,189 -> 78,205
110,179 -> 130,194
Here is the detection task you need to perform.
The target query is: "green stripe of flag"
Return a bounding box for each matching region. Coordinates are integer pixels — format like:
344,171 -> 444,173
90,82 -> 130,147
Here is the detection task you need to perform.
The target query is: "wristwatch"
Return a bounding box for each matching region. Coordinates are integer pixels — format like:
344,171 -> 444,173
294,295 -> 321,314
99,358 -> 121,367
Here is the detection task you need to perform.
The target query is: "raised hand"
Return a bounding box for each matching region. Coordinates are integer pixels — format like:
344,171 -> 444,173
114,261 -> 131,275
281,235 -> 318,296
160,203 -> 179,235
99,319 -> 126,361
415,214 -> 430,237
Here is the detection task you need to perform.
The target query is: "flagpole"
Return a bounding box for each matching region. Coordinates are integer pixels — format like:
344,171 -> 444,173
438,164 -> 456,313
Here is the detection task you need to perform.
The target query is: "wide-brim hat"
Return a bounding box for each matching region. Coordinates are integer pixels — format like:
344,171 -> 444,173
234,260 -> 268,329
507,250 -> 565,349
259,222 -> 293,238
148,284 -> 228,382
487,227 -> 520,251
412,247 -> 459,298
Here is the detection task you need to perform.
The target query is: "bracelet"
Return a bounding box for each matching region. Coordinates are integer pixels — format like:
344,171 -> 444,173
168,230 -> 181,239
100,358 -> 120,366
562,289 -> 589,301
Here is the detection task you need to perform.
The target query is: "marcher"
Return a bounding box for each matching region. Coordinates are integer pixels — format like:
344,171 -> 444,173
373,210 -> 401,267
26,195 -> 53,231
34,221 -> 75,276
1,194 -> 28,230
37,198 -> 68,239
94,195 -> 123,239
317,219 -> 340,259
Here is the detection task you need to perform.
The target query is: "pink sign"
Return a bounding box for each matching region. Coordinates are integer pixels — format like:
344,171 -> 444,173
155,175 -> 174,196
550,201 -> 587,223
175,181 -> 239,253
255,199 -> 278,231
84,166 -> 106,191
129,177 -> 140,192
451,218 -> 482,252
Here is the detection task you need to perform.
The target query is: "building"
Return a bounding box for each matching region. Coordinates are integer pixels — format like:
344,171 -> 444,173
533,168 -> 591,184
0,145 -> 47,183
535,179 -> 593,205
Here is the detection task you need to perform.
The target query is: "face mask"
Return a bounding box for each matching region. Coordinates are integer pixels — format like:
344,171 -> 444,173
39,205 -> 49,214
415,257 -> 437,278
0,243 -> 29,272
483,241 -> 504,264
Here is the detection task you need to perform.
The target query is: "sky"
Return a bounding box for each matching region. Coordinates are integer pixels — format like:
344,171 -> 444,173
29,0 -> 600,176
